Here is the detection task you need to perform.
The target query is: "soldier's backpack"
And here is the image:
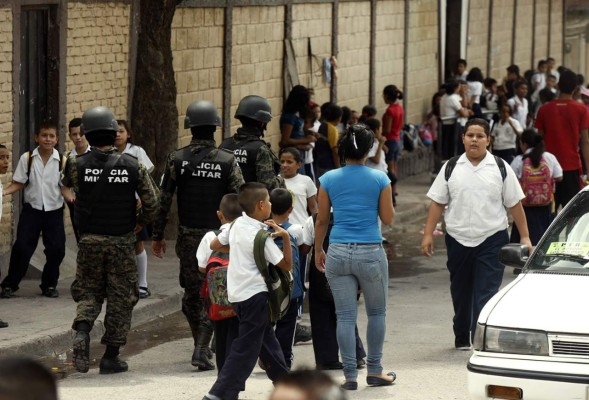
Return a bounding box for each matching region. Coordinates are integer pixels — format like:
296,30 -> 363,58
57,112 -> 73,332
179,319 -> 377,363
269,221 -> 303,300
520,156 -> 553,207
253,229 -> 293,323
201,247 -> 236,321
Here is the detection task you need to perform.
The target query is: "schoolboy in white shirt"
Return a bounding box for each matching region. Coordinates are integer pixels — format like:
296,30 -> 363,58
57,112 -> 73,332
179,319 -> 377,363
421,118 -> 531,350
1,123 -> 65,298
203,182 -> 291,400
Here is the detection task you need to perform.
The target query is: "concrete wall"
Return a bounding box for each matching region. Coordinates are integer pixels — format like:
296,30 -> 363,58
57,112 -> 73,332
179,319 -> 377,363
405,0 -> 438,123
466,0 -> 490,74
65,1 -> 131,152
513,0 -> 534,69
489,0 -> 515,79
230,6 -> 284,149
550,0 -> 564,62
291,3 -> 332,106
534,0 -> 550,65
0,7 -> 12,254
172,7 -> 225,147
374,0 -> 404,113
337,1 -> 371,113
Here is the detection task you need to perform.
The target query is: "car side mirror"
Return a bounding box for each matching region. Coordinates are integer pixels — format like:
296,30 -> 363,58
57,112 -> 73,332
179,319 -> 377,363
500,244 -> 529,268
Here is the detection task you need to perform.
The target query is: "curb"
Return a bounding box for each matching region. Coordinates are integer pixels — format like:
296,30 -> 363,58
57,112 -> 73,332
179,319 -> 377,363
0,291 -> 183,359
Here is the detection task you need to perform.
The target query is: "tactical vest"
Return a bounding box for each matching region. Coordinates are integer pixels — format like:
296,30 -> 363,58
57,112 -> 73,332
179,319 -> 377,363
220,136 -> 266,183
75,152 -> 139,236
174,146 -> 233,229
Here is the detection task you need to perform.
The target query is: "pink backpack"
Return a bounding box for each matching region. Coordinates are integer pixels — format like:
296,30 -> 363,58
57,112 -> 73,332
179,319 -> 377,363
520,156 -> 553,207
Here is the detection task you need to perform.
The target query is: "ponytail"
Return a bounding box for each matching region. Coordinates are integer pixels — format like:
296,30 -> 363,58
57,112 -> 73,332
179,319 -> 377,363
383,85 -> 403,102
338,124 -> 374,164
521,129 -> 544,168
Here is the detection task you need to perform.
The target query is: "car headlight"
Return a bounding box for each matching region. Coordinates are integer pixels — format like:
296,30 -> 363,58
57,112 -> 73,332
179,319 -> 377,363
473,323 -> 485,351
485,326 -> 548,356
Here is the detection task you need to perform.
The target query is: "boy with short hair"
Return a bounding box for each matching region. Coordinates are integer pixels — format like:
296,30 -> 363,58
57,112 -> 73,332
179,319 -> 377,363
196,193 -> 242,373
315,103 -> 342,178
1,123 -> 65,298
270,188 -> 303,369
203,182 -> 291,400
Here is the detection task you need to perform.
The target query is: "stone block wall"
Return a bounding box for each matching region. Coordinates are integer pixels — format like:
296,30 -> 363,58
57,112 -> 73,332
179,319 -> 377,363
405,0 -> 438,124
65,1 -> 131,151
467,0 -> 490,74
0,7 -> 11,254
489,0 -> 515,80
291,3 -> 332,106
336,1 -> 371,113
230,6 -> 284,149
549,0 -> 563,62
534,0 -> 550,65
172,7 -> 225,147
374,0 -> 404,112
513,0 -> 534,70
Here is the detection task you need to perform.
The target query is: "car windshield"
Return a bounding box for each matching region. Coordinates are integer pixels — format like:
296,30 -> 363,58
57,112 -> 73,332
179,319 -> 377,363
528,192 -> 589,273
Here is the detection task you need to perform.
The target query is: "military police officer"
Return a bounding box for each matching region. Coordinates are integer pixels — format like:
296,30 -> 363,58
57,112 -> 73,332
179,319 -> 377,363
220,95 -> 285,190
151,100 -> 244,370
62,106 -> 159,374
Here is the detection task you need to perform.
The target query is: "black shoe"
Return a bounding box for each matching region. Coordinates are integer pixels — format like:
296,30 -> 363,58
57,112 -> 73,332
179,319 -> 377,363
42,287 -> 59,298
192,349 -> 215,371
341,381 -> 358,390
357,358 -> 366,369
455,335 -> 472,350
366,371 -> 396,386
139,286 -> 151,299
99,356 -> 128,374
0,319 -> 8,328
294,324 -> 312,345
72,331 -> 90,373
316,361 -> 343,370
0,287 -> 14,298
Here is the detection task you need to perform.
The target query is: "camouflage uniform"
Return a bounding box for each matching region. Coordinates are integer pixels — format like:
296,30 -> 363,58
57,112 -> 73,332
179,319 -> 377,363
221,129 -> 285,191
152,138 -> 244,349
62,149 -> 159,346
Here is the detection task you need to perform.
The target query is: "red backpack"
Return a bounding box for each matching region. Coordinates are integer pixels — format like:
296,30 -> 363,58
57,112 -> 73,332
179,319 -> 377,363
520,156 -> 553,207
201,251 -> 236,321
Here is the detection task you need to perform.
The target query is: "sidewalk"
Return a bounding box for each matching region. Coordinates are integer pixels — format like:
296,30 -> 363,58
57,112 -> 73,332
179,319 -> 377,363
0,172 -> 433,359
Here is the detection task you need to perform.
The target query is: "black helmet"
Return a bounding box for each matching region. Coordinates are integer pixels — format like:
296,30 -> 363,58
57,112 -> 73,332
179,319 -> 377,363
234,95 -> 272,123
184,100 -> 221,129
81,106 -> 118,134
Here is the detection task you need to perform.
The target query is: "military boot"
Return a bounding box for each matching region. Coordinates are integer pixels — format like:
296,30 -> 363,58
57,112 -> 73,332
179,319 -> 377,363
72,331 -> 90,373
99,356 -> 129,374
191,348 -> 215,371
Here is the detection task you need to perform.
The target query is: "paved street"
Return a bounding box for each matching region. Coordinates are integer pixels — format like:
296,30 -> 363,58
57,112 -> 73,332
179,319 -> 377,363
56,251 -> 517,400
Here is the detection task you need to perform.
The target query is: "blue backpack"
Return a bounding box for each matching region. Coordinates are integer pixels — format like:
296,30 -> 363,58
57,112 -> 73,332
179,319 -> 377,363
270,221 -> 303,299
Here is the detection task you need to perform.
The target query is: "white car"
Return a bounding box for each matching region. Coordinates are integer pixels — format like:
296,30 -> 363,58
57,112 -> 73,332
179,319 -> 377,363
468,187 -> 589,400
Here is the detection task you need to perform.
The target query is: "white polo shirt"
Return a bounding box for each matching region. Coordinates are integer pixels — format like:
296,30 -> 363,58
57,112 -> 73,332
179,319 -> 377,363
217,213 -> 285,303
196,222 -> 230,269
507,96 -> 528,129
123,143 -> 154,173
491,117 -> 522,151
427,151 -> 525,247
13,148 -> 64,211
301,216 -> 314,246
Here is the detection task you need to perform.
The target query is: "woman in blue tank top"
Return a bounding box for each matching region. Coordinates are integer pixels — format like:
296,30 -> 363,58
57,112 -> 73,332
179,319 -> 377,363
314,124 -> 395,390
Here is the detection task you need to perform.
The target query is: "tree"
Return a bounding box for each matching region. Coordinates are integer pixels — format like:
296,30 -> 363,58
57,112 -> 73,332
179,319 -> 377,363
131,0 -> 182,180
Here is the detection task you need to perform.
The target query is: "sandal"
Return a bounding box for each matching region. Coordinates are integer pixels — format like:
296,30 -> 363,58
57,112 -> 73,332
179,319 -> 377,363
366,371 -> 396,386
139,286 -> 151,299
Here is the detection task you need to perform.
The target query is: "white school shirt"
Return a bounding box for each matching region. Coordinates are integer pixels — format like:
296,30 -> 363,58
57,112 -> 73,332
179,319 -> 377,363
217,213 -> 284,303
440,93 -> 463,125
467,81 -> 483,104
283,174 -> 317,226
123,143 -> 154,172
285,222 -> 303,246
196,222 -> 231,269
365,139 -> 388,174
69,145 -> 91,156
510,149 -> 563,181
491,117 -> 522,150
507,96 -> 528,129
427,151 -> 525,247
301,216 -> 314,246
0,180 -> 3,222
13,148 -> 64,211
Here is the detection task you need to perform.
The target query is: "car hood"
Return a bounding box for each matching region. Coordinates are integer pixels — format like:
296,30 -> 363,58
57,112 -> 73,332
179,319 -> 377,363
483,272 -> 589,333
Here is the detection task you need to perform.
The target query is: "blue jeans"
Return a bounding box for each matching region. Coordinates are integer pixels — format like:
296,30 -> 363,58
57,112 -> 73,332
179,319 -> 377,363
325,243 -> 388,381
